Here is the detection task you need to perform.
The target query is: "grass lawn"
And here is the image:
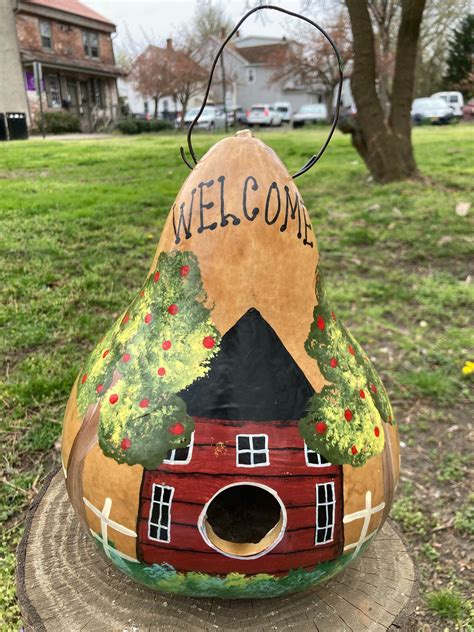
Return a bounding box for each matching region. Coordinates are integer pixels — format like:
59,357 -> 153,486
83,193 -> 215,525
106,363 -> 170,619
1,126 -> 473,630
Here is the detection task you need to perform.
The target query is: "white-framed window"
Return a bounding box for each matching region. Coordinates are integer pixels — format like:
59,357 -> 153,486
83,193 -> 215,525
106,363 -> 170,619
236,434 -> 269,467
305,443 -> 331,467
83,30 -> 100,58
148,484 -> 174,542
315,482 -> 336,545
246,67 -> 256,84
46,74 -> 61,108
164,432 -> 194,465
39,20 -> 52,48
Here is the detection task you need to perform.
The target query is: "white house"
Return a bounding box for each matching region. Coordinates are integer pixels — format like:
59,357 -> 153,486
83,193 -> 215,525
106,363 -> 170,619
120,34 -> 327,119
193,34 -> 326,113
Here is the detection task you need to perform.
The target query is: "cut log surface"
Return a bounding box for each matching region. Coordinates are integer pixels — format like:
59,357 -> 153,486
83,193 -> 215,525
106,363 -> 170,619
17,471 -> 417,632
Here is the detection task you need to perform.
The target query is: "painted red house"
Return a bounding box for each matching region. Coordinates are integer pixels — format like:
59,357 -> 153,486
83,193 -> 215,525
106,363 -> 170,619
137,309 -> 344,575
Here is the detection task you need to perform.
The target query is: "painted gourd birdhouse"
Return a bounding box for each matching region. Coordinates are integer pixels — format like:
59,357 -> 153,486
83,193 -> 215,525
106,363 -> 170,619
62,128 -> 400,598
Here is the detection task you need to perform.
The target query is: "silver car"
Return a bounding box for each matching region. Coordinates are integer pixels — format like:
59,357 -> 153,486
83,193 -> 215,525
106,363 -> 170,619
411,98 -> 454,125
183,106 -> 226,130
247,104 -> 282,127
292,104 -> 328,128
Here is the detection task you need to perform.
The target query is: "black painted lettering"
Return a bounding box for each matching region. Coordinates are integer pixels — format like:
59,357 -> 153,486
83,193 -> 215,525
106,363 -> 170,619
197,179 -> 217,234
281,185 -> 302,238
172,189 -> 195,244
242,176 -> 259,221
217,175 -> 240,227
264,181 -> 281,225
302,205 -> 314,248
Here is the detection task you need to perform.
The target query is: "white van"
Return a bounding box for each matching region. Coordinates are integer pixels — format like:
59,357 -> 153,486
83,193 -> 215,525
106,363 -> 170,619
431,92 -> 464,117
273,102 -> 292,123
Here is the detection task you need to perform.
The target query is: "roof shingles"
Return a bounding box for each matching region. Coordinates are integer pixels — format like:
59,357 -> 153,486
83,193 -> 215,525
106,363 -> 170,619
24,0 -> 114,26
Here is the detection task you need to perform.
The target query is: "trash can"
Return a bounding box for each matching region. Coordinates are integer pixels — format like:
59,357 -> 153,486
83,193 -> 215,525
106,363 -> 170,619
6,112 -> 28,140
0,114 -> 7,141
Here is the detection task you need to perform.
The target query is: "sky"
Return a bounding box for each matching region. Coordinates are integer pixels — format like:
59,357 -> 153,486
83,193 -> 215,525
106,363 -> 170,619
83,0 -> 308,53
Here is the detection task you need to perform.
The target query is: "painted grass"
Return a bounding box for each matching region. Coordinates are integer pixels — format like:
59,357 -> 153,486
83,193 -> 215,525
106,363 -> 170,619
1,126 -> 473,629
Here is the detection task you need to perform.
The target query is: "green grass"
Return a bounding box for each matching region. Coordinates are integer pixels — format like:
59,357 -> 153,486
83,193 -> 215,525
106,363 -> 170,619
454,494 -> 474,535
1,126 -> 473,630
427,588 -> 473,624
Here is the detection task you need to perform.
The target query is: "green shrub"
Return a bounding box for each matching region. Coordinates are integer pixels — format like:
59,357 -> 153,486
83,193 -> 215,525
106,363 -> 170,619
147,118 -> 173,132
39,111 -> 81,134
116,118 -> 174,135
116,120 -> 141,135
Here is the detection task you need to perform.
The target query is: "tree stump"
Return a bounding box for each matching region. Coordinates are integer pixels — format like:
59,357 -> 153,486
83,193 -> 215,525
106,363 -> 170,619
17,470 -> 417,631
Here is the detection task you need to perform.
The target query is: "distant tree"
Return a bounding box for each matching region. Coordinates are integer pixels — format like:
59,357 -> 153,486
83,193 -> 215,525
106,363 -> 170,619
415,0 -> 470,97
172,48 -> 208,125
340,0 -> 427,182
130,45 -> 177,118
268,11 -> 353,116
186,0 -> 232,50
444,14 -> 474,97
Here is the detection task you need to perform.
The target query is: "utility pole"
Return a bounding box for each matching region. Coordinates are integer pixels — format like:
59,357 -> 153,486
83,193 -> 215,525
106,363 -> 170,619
34,61 -> 45,138
220,30 -> 228,133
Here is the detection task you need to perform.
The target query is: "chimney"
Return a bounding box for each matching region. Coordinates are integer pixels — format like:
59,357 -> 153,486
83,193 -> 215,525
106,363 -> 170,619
166,38 -> 173,50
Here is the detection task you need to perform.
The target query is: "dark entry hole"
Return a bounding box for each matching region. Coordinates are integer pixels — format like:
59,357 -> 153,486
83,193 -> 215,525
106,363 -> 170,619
206,485 -> 282,544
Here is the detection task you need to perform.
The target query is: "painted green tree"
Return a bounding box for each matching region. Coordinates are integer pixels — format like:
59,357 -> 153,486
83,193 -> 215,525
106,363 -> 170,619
299,271 -> 394,467
76,251 -> 220,469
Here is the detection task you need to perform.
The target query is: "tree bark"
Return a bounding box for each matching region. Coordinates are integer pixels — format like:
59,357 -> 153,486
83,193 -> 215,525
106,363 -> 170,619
345,0 -> 426,182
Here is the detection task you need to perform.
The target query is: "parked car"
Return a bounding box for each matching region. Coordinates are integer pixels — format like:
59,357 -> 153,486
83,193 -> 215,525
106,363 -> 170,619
273,102 -> 292,123
226,106 -> 247,126
246,104 -> 282,127
462,98 -> 474,121
183,106 -> 226,130
292,103 -> 328,128
431,91 -> 464,118
411,98 -> 454,125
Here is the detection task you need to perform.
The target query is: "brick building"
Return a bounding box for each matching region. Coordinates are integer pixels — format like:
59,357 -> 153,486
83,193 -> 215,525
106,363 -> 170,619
4,0 -> 122,132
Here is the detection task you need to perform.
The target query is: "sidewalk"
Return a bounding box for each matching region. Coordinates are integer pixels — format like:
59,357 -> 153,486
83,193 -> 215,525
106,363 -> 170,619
28,133 -> 111,141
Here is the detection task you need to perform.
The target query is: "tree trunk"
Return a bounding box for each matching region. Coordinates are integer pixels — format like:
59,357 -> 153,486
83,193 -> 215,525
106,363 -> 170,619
66,402 -> 100,529
345,0 -> 426,182
153,96 -> 159,119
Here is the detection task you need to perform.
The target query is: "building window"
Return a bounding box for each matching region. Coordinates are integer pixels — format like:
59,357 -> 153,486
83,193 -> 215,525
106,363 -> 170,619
305,443 -> 331,467
236,434 -> 269,467
46,74 -> 61,108
148,484 -> 174,542
83,30 -> 100,58
89,78 -> 103,107
315,482 -> 336,545
39,20 -> 52,49
246,67 -> 256,84
66,79 -> 78,107
164,433 -> 194,464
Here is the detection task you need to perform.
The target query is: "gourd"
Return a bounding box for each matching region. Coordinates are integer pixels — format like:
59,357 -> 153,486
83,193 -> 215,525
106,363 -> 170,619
62,6 -> 400,599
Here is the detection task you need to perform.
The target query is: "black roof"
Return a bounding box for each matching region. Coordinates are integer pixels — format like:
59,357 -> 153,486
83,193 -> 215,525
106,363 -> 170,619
179,308 -> 314,421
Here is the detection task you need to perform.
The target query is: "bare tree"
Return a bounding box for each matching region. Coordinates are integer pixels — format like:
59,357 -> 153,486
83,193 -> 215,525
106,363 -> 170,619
185,0 -> 232,50
415,0 -> 470,96
268,11 -> 353,116
172,49 -> 208,124
130,44 -> 177,118
341,0 -> 426,182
